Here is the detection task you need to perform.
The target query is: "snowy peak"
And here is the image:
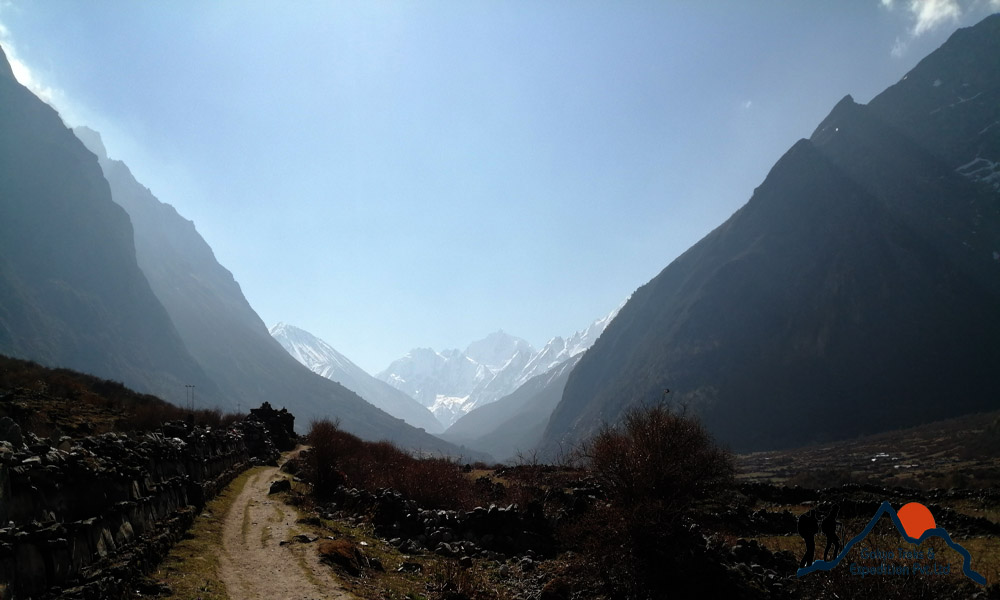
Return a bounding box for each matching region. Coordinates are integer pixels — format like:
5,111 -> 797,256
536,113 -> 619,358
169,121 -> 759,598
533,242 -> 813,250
375,302 -> 624,428
511,302 -> 623,389
270,323 -> 444,433
269,322 -> 356,378
464,331 -> 534,366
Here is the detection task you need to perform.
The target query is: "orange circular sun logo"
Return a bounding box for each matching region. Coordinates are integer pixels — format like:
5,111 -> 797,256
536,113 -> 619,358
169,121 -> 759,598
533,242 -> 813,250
897,502 -> 936,539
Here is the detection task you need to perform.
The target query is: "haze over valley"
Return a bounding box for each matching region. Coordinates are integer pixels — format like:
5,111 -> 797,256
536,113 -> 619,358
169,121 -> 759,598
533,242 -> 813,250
2,5 -> 1000,597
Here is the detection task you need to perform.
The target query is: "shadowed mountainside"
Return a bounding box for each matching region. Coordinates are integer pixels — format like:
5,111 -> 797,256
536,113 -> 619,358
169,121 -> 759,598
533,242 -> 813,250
0,46 -> 220,407
545,14 -> 1000,453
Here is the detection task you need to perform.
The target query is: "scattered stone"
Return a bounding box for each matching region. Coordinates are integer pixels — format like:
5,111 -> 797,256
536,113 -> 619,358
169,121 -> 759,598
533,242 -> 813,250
398,561 -> 423,573
268,479 -> 292,494
293,534 -> 318,543
0,417 -> 24,448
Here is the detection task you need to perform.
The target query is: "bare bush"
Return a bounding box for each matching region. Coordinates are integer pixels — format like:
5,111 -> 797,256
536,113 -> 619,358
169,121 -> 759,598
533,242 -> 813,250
305,419 -> 478,509
566,402 -> 736,598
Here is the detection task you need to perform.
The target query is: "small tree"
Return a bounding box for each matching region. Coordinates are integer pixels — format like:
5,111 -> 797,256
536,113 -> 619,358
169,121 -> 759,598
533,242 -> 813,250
307,418 -> 353,498
584,402 -> 734,516
571,402 -> 736,598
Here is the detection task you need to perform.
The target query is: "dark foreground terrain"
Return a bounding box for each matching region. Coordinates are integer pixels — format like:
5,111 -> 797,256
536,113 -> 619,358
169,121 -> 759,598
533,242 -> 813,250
3,357 -> 998,599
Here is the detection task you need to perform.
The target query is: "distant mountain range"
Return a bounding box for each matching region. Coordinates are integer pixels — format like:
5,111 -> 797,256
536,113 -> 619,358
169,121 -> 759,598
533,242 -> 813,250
269,323 -> 443,433
375,306 -> 621,428
543,14 -> 1000,454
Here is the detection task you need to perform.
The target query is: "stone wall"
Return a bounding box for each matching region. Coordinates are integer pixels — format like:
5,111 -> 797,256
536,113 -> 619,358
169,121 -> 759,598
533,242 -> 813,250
0,423 -> 251,599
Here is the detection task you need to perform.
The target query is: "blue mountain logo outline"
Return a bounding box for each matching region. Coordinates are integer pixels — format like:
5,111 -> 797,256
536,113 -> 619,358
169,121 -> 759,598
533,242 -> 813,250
796,500 -> 985,585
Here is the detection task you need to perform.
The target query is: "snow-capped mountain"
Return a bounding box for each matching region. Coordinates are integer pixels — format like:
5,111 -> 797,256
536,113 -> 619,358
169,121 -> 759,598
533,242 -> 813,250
375,304 -> 622,428
270,323 -> 444,433
375,331 -> 535,427
511,303 -> 623,391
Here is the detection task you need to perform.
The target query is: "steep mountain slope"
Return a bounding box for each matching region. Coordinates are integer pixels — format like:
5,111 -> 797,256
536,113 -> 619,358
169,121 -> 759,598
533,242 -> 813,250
441,355 -> 580,462
545,15 -> 1000,453
71,126 -> 479,456
269,323 -> 443,433
0,46 -> 219,406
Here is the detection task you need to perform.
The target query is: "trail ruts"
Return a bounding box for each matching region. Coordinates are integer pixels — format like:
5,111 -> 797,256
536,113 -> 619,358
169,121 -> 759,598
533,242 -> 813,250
218,450 -> 356,600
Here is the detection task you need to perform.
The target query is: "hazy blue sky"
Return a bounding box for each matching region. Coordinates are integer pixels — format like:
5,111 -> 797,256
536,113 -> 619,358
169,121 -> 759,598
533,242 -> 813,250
1,1 -> 996,373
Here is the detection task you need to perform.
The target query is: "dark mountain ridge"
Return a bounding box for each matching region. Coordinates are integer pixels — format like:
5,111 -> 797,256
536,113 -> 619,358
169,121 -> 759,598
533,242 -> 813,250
0,46 -> 220,407
545,14 -> 1000,453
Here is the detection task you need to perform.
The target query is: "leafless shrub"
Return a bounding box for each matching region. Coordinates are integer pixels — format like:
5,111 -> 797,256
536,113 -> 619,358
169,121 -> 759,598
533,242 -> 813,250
564,402 -> 736,598
306,418 -> 478,509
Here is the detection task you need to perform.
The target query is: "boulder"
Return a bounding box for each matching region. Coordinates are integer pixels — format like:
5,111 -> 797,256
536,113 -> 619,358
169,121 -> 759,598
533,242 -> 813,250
318,539 -> 365,576
268,479 -> 292,495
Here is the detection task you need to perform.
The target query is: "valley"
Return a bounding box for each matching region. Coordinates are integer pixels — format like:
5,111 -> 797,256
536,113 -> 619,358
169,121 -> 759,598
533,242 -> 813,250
1,6 -> 999,599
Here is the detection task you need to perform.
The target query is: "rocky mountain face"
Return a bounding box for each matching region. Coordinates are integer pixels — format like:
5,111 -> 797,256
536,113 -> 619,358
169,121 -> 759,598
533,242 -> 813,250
70,127 -> 475,456
269,323 -> 443,433
544,14 -> 1000,454
0,46 -> 219,407
377,307 -> 620,428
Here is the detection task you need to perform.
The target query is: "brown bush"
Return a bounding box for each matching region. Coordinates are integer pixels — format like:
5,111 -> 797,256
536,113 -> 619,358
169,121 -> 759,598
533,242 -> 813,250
305,419 -> 478,509
565,402 -> 737,599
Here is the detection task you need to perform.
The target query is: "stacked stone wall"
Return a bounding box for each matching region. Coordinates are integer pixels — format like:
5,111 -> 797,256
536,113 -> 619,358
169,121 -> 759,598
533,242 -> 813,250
0,424 -> 251,599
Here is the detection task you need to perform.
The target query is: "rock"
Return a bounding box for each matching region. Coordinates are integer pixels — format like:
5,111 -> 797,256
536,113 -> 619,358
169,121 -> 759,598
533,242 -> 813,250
0,417 -> 24,448
540,577 -> 572,600
134,577 -> 173,596
398,561 -> 423,573
268,479 -> 292,494
459,555 -> 473,568
246,402 -> 297,451
318,539 -> 365,576
293,534 -> 318,543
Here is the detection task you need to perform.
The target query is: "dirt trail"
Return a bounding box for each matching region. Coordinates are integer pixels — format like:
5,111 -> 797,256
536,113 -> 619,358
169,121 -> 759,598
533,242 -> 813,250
217,451 -> 356,600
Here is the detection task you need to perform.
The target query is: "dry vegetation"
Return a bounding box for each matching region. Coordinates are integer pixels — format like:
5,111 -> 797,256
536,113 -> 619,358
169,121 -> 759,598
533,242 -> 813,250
307,418 -> 482,509
5,354 -> 998,598
0,355 -> 242,437
295,405 -> 1000,599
